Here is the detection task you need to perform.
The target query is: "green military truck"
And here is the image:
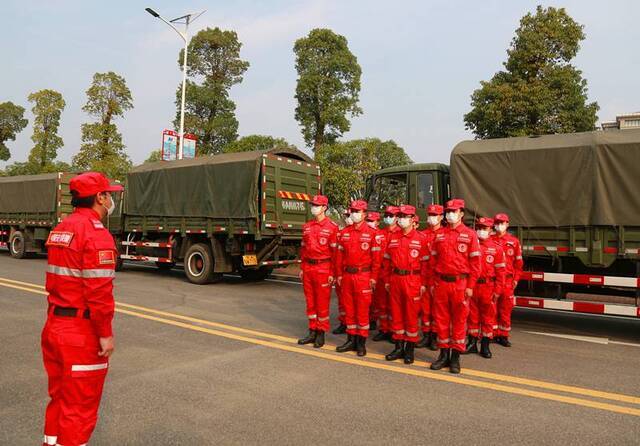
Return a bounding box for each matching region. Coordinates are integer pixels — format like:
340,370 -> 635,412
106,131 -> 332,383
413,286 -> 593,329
367,130 -> 640,314
119,148 -> 320,284
0,173 -> 75,258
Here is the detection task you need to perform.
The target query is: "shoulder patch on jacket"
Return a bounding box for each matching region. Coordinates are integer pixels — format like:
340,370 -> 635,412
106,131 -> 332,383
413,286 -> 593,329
46,231 -> 74,247
98,250 -> 116,265
92,220 -> 105,229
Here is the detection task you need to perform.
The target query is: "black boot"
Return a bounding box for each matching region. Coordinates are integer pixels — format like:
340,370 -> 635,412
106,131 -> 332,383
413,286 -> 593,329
372,330 -> 388,342
386,332 -> 395,344
332,323 -> 347,335
404,341 -> 415,364
430,348 -> 450,370
449,350 -> 461,374
357,335 -> 367,357
416,333 -> 429,349
496,336 -> 512,347
297,329 -> 316,345
385,341 -> 405,361
336,334 -> 356,353
313,330 -> 325,348
427,332 -> 438,351
479,337 -> 492,358
464,336 -> 478,354
369,320 -> 378,331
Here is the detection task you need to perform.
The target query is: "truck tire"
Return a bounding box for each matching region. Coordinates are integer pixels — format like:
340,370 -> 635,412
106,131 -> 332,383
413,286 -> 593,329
9,231 -> 27,259
240,267 -> 274,282
184,243 -> 221,284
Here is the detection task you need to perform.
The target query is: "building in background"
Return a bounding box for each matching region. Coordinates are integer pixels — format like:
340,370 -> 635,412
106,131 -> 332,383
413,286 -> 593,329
601,112 -> 640,130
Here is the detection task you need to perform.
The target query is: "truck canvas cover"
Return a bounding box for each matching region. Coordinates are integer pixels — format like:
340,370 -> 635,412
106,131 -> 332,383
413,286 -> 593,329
450,129 -> 640,227
125,148 -> 314,219
0,173 -> 59,213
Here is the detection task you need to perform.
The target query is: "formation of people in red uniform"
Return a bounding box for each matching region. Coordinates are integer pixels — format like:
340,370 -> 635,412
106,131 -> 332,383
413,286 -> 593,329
299,195 -> 523,374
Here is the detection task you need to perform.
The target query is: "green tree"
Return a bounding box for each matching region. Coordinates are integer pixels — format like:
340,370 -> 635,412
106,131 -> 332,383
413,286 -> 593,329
294,29 -> 362,151
73,72 -> 133,180
4,160 -> 70,176
464,6 -> 599,138
223,135 -> 297,153
177,28 -> 249,155
315,138 -> 411,208
26,89 -> 66,171
144,149 -> 162,163
0,101 -> 28,161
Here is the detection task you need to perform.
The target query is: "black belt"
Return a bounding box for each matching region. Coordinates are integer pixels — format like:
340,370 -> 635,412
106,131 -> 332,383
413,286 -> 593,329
345,266 -> 371,274
393,268 -> 421,276
439,274 -> 469,283
476,277 -> 496,284
506,274 -> 514,279
306,258 -> 331,265
53,306 -> 90,319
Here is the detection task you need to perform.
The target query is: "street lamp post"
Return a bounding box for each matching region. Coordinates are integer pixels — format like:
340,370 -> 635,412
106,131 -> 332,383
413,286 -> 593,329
145,7 -> 205,160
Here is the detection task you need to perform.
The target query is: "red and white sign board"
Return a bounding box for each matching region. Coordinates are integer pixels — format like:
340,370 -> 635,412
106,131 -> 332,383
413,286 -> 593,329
183,133 -> 197,159
161,129 -> 178,161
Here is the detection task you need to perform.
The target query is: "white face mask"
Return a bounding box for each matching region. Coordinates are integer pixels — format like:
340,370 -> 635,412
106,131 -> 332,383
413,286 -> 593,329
495,223 -> 508,233
383,216 -> 396,226
350,212 -> 364,224
344,216 -> 353,226
427,215 -> 441,226
310,205 -> 324,216
103,194 -> 116,216
397,217 -> 412,229
477,229 -> 490,240
446,211 -> 460,224
367,221 -> 377,229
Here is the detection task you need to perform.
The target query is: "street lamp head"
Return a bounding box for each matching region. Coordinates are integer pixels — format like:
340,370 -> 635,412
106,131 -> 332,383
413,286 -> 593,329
145,7 -> 160,18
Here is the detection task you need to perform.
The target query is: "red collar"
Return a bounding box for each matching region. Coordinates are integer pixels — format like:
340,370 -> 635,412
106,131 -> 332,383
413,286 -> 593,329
74,207 -> 102,220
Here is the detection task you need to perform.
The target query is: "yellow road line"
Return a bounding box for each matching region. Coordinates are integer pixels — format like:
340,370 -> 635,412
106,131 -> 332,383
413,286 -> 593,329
1,277 -> 640,408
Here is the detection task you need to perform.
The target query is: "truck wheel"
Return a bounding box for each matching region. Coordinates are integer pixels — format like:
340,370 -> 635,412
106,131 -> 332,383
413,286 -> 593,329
184,243 -> 220,284
9,231 -> 27,259
240,267 -> 274,281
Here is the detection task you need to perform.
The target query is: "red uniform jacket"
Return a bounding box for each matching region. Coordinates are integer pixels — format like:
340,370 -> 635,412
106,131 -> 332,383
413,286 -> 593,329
478,237 -> 507,296
45,208 -> 117,337
430,223 -> 482,289
382,228 -> 431,285
422,226 -> 444,286
492,232 -> 524,283
300,217 -> 338,271
335,223 -> 382,278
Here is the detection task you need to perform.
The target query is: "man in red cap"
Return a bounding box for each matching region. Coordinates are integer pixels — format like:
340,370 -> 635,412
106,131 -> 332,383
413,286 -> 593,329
332,208 -> 354,334
298,194 -> 339,348
372,205 -> 400,342
335,200 -> 382,356
465,217 -> 506,358
365,211 -> 384,332
429,198 -> 482,373
417,204 -> 444,351
492,213 -> 523,347
41,172 -> 122,446
383,205 -> 431,364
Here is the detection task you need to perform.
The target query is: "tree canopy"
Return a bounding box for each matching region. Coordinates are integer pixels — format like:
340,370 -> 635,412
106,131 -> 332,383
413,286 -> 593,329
26,89 -> 66,170
0,101 -> 28,161
223,135 -> 297,153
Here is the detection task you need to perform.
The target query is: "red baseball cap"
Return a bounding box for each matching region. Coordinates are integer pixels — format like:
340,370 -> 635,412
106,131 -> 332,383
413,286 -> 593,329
384,205 -> 400,216
494,213 -> 510,223
445,198 -> 465,211
310,194 -> 328,206
350,200 -> 368,211
427,204 -> 444,215
366,212 -> 381,222
70,172 -> 123,198
398,204 -> 416,216
476,216 -> 494,228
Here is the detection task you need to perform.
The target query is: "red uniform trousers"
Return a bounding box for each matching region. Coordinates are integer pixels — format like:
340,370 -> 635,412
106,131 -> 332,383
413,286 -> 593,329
495,277 -> 515,338
389,274 -> 422,342
302,265 -> 333,332
335,282 -> 346,325
341,272 -> 373,337
433,278 -> 470,352
372,278 -> 390,332
469,281 -> 497,339
420,288 -> 435,334
41,312 -> 109,446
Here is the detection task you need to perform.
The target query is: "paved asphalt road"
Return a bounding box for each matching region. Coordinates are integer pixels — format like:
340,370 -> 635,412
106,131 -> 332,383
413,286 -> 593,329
1,253 -> 639,445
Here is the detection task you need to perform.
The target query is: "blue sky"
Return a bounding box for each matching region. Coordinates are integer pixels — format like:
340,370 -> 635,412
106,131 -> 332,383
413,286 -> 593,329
2,0 -> 639,168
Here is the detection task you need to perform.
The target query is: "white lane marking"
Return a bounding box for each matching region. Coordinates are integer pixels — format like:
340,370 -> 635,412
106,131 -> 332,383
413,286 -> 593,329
524,331 -> 640,347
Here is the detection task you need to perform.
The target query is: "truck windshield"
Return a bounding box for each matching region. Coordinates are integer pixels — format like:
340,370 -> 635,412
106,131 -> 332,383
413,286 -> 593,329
367,174 -> 408,211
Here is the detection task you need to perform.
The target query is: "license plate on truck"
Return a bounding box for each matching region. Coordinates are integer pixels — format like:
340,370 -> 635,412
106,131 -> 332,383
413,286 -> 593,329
243,255 -> 258,266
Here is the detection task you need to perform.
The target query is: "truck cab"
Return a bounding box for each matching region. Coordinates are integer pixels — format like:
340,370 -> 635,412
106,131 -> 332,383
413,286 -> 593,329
366,163 -> 450,225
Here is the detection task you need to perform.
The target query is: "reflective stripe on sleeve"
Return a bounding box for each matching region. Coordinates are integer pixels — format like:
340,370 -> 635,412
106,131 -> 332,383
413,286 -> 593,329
47,265 -> 115,279
469,251 -> 481,258
71,363 -> 108,372
82,269 -> 115,278
47,265 -> 81,277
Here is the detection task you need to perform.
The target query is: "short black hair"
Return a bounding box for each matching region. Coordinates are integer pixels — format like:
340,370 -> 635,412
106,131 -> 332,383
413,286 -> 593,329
71,191 -> 97,208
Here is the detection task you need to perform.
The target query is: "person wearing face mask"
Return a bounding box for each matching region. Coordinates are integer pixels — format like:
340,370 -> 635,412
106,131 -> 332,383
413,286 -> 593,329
298,195 -> 339,348
429,199 -> 482,374
372,206 -> 400,342
332,209 -> 354,335
491,213 -> 523,347
335,200 -> 383,356
40,172 -> 123,446
365,212 -> 384,333
382,205 -> 431,364
416,204 -> 444,351
464,217 -> 506,359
